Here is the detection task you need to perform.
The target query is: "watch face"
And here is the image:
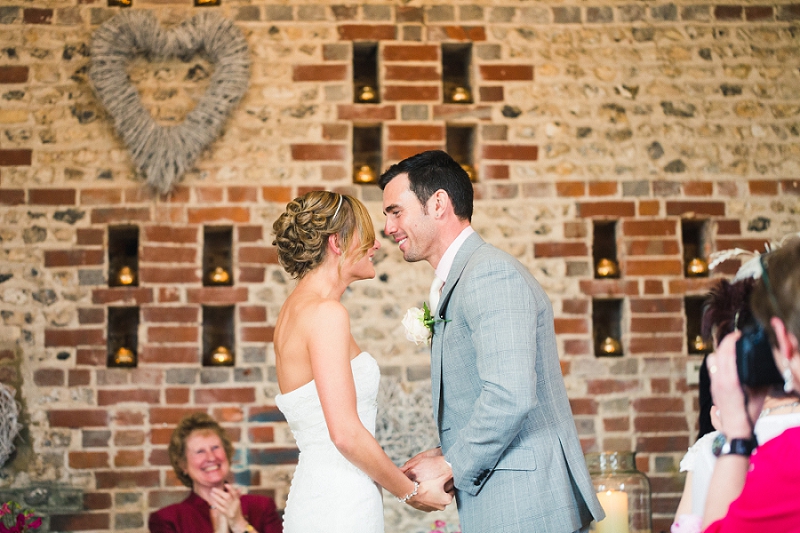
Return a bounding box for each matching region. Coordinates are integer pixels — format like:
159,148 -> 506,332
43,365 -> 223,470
712,433 -> 726,457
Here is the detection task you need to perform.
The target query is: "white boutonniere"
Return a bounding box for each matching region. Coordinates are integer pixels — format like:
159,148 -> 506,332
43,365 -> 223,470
402,302 -> 448,346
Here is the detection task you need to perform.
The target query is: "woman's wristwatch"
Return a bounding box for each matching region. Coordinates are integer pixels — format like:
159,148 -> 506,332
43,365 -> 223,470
711,433 -> 758,457
232,523 -> 255,533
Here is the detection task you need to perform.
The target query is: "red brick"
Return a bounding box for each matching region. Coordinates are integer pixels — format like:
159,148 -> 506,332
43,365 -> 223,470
98,389 -> 160,406
140,346 -> 199,364
603,417 -> 630,432
665,201 -> 725,217
382,44 -> 438,61
586,379 -> 640,394
150,407 -> 206,425
683,181 -> 713,196
142,306 -> 198,323
116,410 -> 145,425
44,249 -> 103,267
240,306 -> 267,322
577,201 -> 636,217
83,492 -> 112,511
195,388 -> 256,404
388,124 -> 444,142
249,426 -> 275,443
385,65 -> 440,81
337,24 -> 396,41
479,86 -> 504,102
45,328 -> 104,347
635,435 -> 689,453
91,207 -> 151,224
140,246 -> 196,263
387,144 -> 443,161
213,407 -> 244,423
715,238 -> 769,253
746,5 -> 774,20
113,430 -> 145,447
150,448 -> 171,466
69,451 -> 109,469
195,187 -> 224,203
95,470 -> 160,489
239,245 -> 277,264
0,189 -> 25,205
782,180 -> 800,195
716,219 -> 741,235
239,267 -> 266,283
397,6 -> 424,22
622,220 -> 677,237
238,226 -> 263,243
186,287 -> 249,304
553,318 -> 589,334
644,280 -> 664,295
143,226 -> 198,244
91,288 -> 153,305
114,450 -> 144,467
588,181 -> 617,196
49,513 -> 110,531
34,368 -> 65,386
481,144 -> 538,161
290,143 -> 346,161
23,7 -> 52,23
667,278 -> 718,295
482,164 -> 509,180
158,287 -> 181,303
562,299 -> 589,314
49,409 -> 108,427
147,326 -> 197,344
569,398 -> 598,415
166,388 -> 190,404
534,242 -> 588,257
77,228 -> 104,245
80,188 -> 122,205
0,149 -> 32,166
77,348 -> 106,366
630,317 -> 683,333
624,259 -> 682,276
322,124 -> 348,141
633,397 -> 685,412
228,187 -> 258,203
579,279 -> 639,297
383,85 -> 439,101
187,207 -> 249,224
625,239 -> 680,256
714,5 -> 742,19
337,105 -> 397,121
292,64 -> 347,82
138,267 -> 201,284
434,26 -> 487,41
480,65 -> 533,81
69,369 -> 91,387
0,66 -> 29,83
638,200 -> 660,216
555,182 -> 585,197
241,326 -> 275,342
629,298 -> 682,314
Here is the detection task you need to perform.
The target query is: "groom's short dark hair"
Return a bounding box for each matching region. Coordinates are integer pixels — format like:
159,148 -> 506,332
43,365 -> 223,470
379,150 -> 474,222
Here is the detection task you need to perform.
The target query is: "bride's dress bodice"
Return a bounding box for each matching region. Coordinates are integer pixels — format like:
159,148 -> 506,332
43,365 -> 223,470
275,352 -> 384,532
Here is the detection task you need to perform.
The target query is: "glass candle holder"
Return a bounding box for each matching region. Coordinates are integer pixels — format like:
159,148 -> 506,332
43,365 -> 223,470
585,451 -> 652,533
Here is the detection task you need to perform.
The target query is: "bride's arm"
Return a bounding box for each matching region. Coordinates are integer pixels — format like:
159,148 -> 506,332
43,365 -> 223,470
310,302 -> 451,511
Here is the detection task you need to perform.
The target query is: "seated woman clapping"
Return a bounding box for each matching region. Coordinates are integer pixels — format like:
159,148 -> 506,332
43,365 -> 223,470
148,413 -> 282,533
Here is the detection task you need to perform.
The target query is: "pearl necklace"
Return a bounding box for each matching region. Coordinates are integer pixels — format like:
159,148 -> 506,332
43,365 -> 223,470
759,400 -> 800,418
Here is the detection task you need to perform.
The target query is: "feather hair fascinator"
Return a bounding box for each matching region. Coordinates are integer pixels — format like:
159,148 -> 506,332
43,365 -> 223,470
708,232 -> 800,280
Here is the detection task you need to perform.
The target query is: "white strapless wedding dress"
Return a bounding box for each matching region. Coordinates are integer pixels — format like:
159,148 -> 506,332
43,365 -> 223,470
275,352 -> 384,533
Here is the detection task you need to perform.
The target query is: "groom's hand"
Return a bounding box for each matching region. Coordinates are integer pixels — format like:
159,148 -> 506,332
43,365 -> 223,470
402,448 -> 451,482
407,472 -> 454,512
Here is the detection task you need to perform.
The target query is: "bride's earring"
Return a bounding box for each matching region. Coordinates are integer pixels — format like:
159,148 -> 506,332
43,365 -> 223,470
783,366 -> 794,394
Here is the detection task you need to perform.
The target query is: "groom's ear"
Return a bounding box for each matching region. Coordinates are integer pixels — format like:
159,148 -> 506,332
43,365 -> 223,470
430,189 -> 450,219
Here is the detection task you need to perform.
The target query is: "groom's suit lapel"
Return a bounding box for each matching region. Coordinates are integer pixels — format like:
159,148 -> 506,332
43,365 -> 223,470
431,232 -> 484,428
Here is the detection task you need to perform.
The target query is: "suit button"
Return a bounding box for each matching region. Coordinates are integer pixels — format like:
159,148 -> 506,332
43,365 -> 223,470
473,479 -> 480,486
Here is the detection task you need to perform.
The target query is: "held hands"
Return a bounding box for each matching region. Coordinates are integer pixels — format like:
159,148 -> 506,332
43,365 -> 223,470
209,483 -> 249,533
401,448 -> 454,512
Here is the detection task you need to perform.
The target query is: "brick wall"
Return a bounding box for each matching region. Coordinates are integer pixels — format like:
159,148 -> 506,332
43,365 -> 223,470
2,1 -> 800,532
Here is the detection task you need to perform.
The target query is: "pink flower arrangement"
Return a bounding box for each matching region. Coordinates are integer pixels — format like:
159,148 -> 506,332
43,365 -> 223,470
0,501 -> 42,533
428,519 -> 460,533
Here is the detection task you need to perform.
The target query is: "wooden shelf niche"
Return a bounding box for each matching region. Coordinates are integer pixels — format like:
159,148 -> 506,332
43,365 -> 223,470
353,124 -> 382,184
204,226 -> 233,287
593,221 -> 620,279
593,299 -> 624,357
108,307 -> 139,367
353,42 -> 379,104
685,296 -> 712,354
446,124 -> 477,182
682,220 -> 710,278
108,226 -> 139,287
203,306 -> 235,366
442,43 -> 473,104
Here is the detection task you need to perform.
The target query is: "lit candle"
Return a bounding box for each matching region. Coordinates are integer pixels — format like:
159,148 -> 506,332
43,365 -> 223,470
595,490 -> 629,533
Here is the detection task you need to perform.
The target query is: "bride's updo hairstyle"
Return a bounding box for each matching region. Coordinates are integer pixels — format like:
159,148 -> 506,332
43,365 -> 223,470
272,191 -> 376,279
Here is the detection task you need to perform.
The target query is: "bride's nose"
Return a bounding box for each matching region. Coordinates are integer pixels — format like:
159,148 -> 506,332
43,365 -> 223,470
373,239 -> 381,250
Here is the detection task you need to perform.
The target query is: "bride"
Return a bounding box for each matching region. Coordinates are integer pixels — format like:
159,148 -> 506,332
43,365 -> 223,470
272,191 -> 452,532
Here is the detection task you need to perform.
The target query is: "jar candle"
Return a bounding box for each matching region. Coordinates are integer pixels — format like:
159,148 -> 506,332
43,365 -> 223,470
585,451 -> 652,533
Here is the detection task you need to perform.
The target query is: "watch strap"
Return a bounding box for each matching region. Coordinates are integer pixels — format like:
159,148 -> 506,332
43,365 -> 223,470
712,433 -> 758,457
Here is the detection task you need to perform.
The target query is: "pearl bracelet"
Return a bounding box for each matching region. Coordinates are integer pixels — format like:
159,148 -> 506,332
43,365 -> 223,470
397,481 -> 419,504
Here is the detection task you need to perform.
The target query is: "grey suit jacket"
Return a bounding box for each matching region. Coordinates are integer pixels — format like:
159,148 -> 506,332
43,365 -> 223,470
431,233 -> 604,533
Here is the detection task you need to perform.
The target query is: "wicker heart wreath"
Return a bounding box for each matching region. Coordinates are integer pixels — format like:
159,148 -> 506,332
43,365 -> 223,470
89,11 -> 250,194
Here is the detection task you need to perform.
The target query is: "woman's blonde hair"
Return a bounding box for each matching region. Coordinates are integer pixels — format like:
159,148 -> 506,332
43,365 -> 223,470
272,191 -> 375,279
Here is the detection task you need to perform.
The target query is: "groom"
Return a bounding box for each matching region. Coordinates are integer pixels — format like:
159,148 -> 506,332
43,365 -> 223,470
380,151 -> 604,533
